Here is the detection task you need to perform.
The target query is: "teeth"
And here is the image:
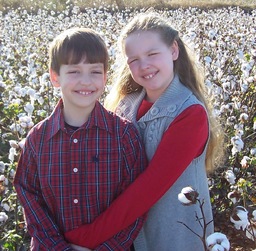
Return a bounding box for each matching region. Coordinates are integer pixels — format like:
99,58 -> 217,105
78,91 -> 92,95
144,74 -> 154,79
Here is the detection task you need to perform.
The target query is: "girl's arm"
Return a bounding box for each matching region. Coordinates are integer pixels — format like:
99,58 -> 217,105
65,105 -> 208,247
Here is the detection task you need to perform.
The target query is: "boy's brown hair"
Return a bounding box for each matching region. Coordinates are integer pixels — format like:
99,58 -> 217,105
49,27 -> 109,74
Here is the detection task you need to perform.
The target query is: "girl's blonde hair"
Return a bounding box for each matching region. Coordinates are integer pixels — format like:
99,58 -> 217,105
105,12 -> 224,172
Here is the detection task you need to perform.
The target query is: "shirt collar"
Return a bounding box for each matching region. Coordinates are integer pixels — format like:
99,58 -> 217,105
45,99 -> 113,141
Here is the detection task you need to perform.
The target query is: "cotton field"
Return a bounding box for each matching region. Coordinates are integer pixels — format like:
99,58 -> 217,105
0,4 -> 255,250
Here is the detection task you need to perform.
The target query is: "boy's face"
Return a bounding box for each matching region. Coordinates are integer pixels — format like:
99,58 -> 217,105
50,61 -> 106,113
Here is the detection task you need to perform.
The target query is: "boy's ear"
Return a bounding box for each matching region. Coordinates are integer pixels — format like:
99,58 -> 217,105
104,73 -> 107,84
49,69 -> 60,87
171,40 -> 179,61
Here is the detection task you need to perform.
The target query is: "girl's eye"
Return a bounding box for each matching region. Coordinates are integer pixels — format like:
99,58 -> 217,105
149,52 -> 157,56
128,59 -> 137,64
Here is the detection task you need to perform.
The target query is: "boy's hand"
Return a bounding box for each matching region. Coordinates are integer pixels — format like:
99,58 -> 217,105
70,243 -> 92,251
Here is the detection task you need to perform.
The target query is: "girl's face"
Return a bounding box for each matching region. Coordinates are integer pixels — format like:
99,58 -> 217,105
125,31 -> 179,102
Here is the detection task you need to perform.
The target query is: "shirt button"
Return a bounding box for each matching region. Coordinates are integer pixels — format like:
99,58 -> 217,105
150,107 -> 159,116
139,122 -> 146,129
74,199 -> 78,204
167,105 -> 177,112
73,138 -> 78,143
73,168 -> 78,173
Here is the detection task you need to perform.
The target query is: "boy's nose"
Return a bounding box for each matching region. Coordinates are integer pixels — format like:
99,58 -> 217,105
80,74 -> 92,85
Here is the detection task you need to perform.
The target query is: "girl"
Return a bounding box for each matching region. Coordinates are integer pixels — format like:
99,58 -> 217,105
65,12 -> 223,251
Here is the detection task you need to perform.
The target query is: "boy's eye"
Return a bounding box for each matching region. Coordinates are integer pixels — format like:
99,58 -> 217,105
149,52 -> 158,56
92,71 -> 103,74
68,70 -> 79,74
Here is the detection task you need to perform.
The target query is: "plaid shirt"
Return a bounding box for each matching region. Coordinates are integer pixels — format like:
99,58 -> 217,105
14,99 -> 147,251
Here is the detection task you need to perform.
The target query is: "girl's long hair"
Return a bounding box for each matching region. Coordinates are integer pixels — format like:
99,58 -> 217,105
105,12 -> 224,172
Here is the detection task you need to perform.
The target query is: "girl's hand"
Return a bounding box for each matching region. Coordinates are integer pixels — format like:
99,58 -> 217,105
70,243 -> 92,251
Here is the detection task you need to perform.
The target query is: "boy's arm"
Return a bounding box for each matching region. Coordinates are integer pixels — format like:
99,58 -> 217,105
14,141 -> 73,250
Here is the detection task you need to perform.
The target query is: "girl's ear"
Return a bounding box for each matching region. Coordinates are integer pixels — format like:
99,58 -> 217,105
49,69 -> 60,87
171,40 -> 179,61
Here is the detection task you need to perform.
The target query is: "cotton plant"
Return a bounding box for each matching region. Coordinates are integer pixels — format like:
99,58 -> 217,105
226,176 -> 256,247
0,4 -> 256,250
178,186 -> 230,251
230,206 -> 256,244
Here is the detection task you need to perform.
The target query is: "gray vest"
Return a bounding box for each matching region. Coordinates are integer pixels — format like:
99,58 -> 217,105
117,76 -> 213,251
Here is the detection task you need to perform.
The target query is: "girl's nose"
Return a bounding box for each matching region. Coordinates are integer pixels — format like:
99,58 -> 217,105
139,58 -> 150,70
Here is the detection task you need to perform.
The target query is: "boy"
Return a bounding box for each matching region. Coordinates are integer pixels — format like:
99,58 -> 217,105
13,28 -> 147,251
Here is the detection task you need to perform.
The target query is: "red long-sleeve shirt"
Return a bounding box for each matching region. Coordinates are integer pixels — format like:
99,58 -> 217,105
65,103 -> 208,248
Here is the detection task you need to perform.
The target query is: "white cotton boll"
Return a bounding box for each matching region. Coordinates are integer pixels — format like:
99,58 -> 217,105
204,56 -> 212,64
0,175 -> 5,181
27,88 -> 36,98
19,87 -> 27,97
231,136 -> 244,155
178,186 -> 198,205
236,129 -> 244,137
233,101 -> 241,110
9,140 -> 19,149
230,206 -> 249,231
234,123 -> 244,131
250,148 -> 256,156
241,62 -> 251,77
206,232 -> 230,251
28,121 -> 34,128
251,49 -> 256,57
240,82 -> 248,92
0,162 -> 5,173
246,224 -> 256,241
11,98 -> 21,105
222,82 -> 231,93
9,169 -> 15,178
227,190 -> 240,204
208,29 -> 217,39
14,86 -> 21,93
253,121 -> 256,130
240,156 -> 250,168
236,50 -> 244,59
252,210 -> 256,220
10,123 -> 20,133
8,147 -> 16,162
0,81 -> 6,88
247,76 -> 254,83
0,212 -> 8,223
19,116 -> 34,128
37,97 -> 44,105
211,244 -> 225,251
178,193 -> 191,204
225,170 -> 236,184
24,103 -> 34,116
1,203 -> 10,212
